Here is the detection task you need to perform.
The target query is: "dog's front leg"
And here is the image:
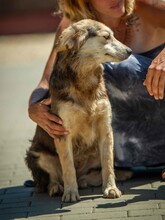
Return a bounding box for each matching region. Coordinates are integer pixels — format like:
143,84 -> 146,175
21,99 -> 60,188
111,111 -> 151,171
55,137 -> 80,202
99,130 -> 122,199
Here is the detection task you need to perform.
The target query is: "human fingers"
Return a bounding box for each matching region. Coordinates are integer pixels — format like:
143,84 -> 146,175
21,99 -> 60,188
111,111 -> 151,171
46,119 -> 69,134
40,98 -> 64,125
150,65 -> 162,100
44,124 -> 67,141
151,61 -> 165,100
158,67 -> 165,100
41,109 -> 69,135
40,97 -> 51,105
143,65 -> 154,96
44,125 -> 62,141
46,111 -> 63,125
29,102 -> 69,138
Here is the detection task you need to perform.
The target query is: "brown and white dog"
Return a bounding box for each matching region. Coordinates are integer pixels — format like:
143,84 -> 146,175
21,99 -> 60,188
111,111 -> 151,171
25,19 -> 131,202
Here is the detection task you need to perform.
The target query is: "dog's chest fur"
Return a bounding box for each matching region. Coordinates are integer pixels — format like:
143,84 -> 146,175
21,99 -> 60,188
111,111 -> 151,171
59,99 -> 110,142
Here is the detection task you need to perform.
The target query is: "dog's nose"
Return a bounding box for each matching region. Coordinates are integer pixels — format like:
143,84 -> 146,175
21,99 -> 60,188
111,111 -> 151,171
126,48 -> 132,55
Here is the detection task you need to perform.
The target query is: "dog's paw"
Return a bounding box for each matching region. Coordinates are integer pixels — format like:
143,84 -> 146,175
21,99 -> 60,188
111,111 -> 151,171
62,189 -> 80,202
48,183 -> 63,197
103,187 -> 122,199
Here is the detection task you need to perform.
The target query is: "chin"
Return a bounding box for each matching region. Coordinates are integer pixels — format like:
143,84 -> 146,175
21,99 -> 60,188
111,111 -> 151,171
113,9 -> 125,18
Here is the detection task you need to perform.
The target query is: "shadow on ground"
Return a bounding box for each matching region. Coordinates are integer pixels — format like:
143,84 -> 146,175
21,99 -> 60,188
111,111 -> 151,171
0,168 -> 165,219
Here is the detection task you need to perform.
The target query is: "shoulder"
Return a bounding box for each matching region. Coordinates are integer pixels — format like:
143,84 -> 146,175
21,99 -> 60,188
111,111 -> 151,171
54,16 -> 72,45
135,1 -> 165,28
57,16 -> 72,34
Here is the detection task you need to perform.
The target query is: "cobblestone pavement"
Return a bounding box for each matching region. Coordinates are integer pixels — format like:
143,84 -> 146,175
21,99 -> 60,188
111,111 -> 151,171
0,34 -> 165,220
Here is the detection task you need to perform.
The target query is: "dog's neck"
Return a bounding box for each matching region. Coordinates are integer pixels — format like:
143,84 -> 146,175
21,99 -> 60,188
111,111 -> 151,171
50,52 -> 107,106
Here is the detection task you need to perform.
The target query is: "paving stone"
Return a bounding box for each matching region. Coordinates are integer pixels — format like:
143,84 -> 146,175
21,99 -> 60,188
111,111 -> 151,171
62,200 -> 95,208
156,192 -> 165,200
28,207 -> 92,218
94,203 -> 158,211
0,192 -> 32,200
62,210 -> 127,219
0,213 -> 27,220
0,189 -> 5,195
151,181 -> 164,188
0,172 -> 13,181
27,216 -> 60,220
2,196 -> 33,204
128,208 -> 165,217
5,186 -> 34,194
62,216 -> 162,220
0,181 -> 11,188
159,203 -> 165,209
29,202 -> 61,210
0,201 -> 29,209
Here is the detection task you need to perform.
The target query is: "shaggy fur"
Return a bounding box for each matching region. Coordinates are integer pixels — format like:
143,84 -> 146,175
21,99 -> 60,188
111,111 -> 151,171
25,19 -> 131,202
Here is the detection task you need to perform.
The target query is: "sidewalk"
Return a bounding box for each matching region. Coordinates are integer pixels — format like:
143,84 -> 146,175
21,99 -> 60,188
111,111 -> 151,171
0,33 -> 165,220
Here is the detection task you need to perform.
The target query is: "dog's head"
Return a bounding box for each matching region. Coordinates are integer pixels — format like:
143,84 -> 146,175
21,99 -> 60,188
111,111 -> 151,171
55,19 -> 132,63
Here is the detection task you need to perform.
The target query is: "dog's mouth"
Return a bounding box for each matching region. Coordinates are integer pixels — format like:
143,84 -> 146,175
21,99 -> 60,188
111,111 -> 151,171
104,52 -> 130,62
105,53 -> 112,56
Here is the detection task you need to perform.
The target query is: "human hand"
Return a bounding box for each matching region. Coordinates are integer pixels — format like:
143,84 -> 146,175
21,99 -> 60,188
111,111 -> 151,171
28,97 -> 69,141
143,48 -> 165,100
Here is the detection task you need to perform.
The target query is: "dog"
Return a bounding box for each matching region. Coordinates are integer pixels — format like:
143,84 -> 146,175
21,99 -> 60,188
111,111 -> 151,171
25,19 -> 132,202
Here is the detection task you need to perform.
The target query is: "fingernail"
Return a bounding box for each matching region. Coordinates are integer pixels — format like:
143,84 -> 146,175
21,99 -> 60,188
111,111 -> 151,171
58,120 -> 63,125
64,131 -> 69,135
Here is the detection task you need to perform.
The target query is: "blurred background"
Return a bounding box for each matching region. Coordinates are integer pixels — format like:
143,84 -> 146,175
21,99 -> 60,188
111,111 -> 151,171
0,0 -> 61,186
0,0 -> 60,34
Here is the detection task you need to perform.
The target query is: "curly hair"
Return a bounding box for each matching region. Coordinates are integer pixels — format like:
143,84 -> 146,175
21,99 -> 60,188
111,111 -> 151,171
58,0 -> 135,22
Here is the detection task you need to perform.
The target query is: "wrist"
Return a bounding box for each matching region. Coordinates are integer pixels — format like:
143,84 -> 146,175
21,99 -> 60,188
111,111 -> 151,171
29,88 -> 49,105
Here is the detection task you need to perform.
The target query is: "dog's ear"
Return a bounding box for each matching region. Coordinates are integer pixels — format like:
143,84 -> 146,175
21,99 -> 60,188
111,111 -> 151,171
55,25 -> 88,53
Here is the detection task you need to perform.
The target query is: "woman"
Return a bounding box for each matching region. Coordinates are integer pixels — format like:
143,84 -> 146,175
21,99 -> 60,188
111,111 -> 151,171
28,0 -> 165,179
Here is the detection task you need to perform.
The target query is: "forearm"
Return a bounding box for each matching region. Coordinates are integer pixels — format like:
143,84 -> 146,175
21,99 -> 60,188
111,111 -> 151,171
29,16 -> 71,107
29,38 -> 57,106
29,88 -> 49,105
28,55 -> 54,106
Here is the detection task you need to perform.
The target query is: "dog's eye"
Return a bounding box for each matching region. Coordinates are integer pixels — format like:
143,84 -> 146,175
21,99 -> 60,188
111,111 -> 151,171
103,34 -> 110,40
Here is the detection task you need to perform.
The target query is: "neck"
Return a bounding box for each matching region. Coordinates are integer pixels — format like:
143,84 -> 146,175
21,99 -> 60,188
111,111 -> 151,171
101,17 -> 122,29
93,10 -> 122,29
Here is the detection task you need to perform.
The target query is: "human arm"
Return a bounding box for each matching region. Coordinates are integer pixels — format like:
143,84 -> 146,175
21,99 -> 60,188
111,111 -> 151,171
28,16 -> 71,140
136,1 -> 165,99
143,48 -> 165,99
